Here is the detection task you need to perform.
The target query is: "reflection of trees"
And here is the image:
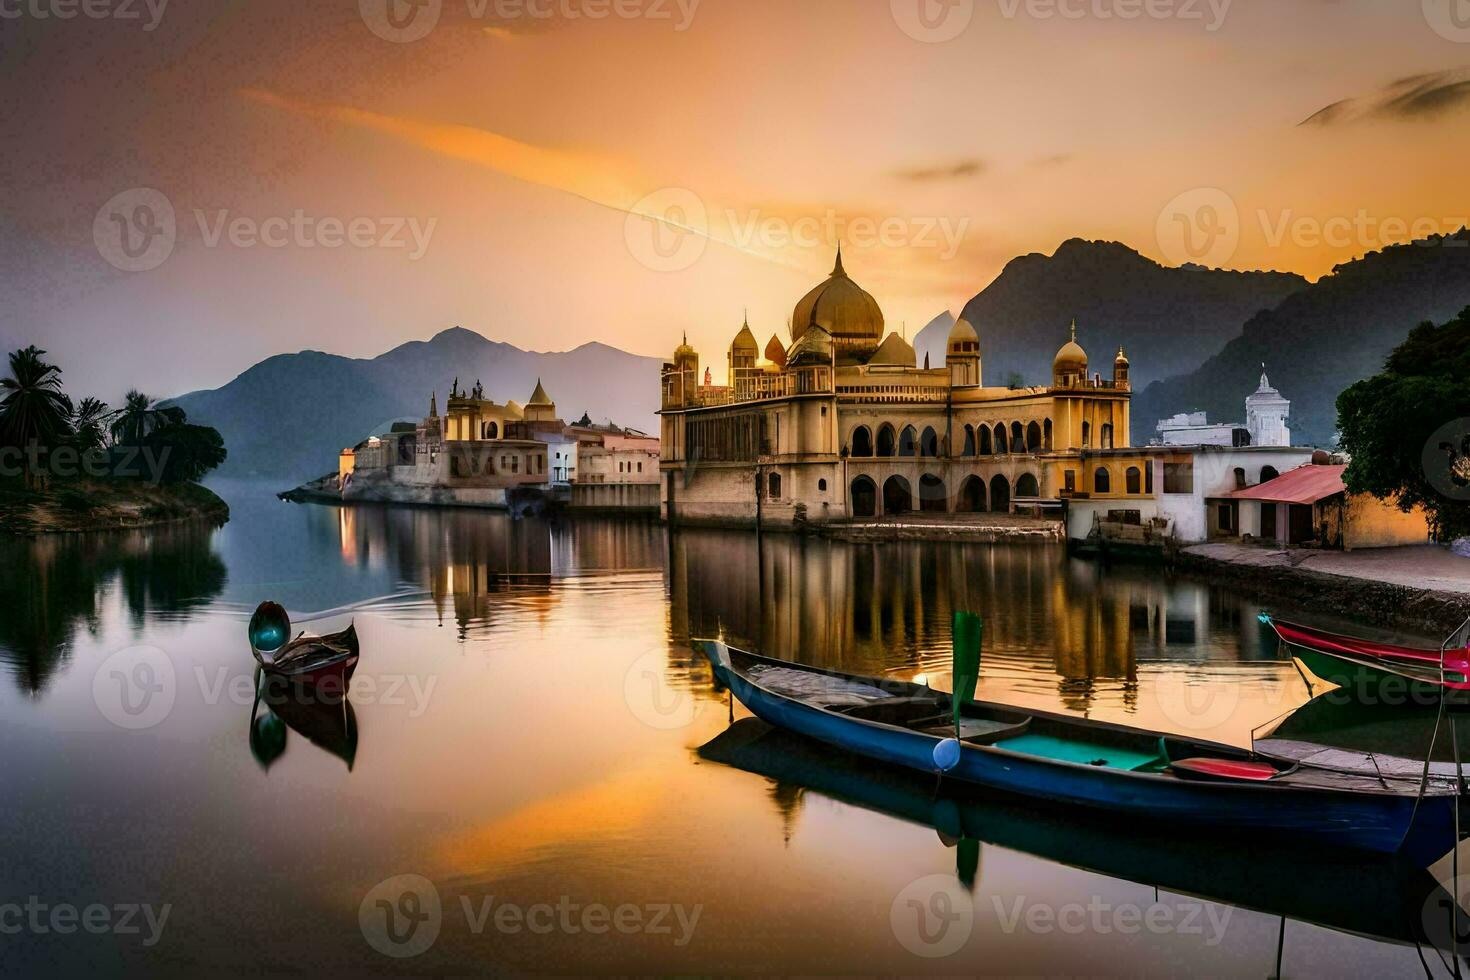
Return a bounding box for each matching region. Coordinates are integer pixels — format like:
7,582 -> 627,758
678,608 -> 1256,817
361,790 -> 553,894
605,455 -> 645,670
0,522 -> 227,695
669,530 -> 1270,713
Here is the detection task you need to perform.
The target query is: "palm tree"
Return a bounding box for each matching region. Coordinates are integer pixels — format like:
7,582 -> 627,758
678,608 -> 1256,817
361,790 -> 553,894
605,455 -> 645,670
0,346 -> 73,488
71,397 -> 113,453
111,389 -> 184,446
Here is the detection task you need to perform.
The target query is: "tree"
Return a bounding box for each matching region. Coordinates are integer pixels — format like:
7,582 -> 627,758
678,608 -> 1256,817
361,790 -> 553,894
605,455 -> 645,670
0,346 -> 74,487
1337,308 -> 1470,541
71,397 -> 113,453
139,422 -> 228,483
111,390 -> 184,446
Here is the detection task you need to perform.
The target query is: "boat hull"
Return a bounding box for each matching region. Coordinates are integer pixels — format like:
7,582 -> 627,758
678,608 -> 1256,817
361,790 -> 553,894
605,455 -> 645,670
699,641 -> 1455,860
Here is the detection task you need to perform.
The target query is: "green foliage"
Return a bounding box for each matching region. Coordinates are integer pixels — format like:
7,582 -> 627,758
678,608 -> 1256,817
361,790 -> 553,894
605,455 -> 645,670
1337,308 -> 1470,541
138,423 -> 229,484
70,397 -> 113,452
111,389 -> 184,446
0,346 -> 74,461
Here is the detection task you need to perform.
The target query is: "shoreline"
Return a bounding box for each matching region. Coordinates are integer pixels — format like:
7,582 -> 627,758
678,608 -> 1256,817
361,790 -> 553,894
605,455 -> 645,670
1175,542 -> 1470,636
0,480 -> 230,536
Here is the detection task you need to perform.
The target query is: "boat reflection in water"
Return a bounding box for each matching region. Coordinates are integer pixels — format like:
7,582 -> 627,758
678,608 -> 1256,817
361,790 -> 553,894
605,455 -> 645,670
698,717 -> 1453,954
248,669 -> 360,771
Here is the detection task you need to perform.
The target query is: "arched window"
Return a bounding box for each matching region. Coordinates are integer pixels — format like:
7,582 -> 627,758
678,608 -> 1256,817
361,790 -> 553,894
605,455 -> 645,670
1016,473 -> 1040,498
957,475 -> 986,513
899,426 -> 918,457
990,474 -> 1011,513
919,474 -> 947,512
1234,467 -> 1247,490
883,476 -> 913,515
978,426 -> 993,455
993,424 -> 1008,455
920,427 -> 939,458
851,426 -> 874,457
818,478 -> 828,492
1100,423 -> 1114,450
1043,418 -> 1053,451
1126,466 -> 1142,494
962,425 -> 976,457
851,477 -> 877,517
1010,422 -> 1024,454
1026,421 -> 1042,453
487,421 -> 499,440
877,424 -> 897,457
1082,421 -> 1092,448
1261,465 -> 1279,484
768,472 -> 781,499
1094,467 -> 1111,494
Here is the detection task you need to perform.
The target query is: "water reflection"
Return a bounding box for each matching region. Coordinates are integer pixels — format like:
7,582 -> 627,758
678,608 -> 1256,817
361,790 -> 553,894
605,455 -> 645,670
0,522 -> 226,694
248,673 -> 360,771
669,529 -> 1280,717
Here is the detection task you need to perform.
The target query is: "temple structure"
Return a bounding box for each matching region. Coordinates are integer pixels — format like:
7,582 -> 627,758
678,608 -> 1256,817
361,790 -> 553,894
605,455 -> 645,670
658,251 -> 1144,525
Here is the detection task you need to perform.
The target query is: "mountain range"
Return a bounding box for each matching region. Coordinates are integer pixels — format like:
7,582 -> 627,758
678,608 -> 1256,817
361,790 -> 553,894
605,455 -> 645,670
168,328 -> 661,482
914,239 -> 1307,391
1133,230 -> 1470,448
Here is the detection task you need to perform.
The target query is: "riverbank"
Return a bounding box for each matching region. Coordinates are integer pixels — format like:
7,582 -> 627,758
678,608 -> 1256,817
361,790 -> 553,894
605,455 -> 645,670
0,479 -> 229,535
1178,542 -> 1470,635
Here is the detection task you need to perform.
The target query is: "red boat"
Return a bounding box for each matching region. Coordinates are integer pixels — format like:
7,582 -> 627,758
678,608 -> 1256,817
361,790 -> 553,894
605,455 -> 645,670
249,601 -> 360,691
1262,613 -> 1470,696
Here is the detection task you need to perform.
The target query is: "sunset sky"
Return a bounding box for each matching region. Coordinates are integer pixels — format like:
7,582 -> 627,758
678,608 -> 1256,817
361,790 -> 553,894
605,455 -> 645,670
4,0 -> 1470,398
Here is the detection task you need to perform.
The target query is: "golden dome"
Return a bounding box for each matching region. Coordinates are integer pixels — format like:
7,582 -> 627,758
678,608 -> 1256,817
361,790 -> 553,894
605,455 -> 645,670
948,318 -> 978,345
731,320 -> 758,354
788,322 -> 834,366
791,248 -> 884,356
1053,320 -> 1088,375
528,379 -> 553,406
673,332 -> 697,361
1115,346 -> 1129,365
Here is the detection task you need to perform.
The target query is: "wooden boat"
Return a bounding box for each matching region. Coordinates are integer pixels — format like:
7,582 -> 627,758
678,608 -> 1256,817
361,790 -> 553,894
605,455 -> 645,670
699,717 -> 1448,949
1261,613 -> 1470,696
249,601 -> 359,689
696,640 -> 1462,859
249,675 -> 359,771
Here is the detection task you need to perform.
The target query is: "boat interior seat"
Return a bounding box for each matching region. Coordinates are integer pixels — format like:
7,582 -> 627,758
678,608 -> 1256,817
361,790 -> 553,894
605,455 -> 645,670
832,696 -> 945,724
919,716 -> 1032,745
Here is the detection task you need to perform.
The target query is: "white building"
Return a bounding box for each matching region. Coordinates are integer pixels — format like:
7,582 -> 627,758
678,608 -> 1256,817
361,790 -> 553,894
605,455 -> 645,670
1156,367 -> 1293,448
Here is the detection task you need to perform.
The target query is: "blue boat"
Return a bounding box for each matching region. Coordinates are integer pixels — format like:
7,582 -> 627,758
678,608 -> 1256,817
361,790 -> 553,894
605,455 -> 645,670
696,640 -> 1462,862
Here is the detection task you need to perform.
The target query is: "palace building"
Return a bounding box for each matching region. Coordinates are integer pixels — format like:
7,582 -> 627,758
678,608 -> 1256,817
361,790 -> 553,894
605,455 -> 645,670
658,251 -> 1142,525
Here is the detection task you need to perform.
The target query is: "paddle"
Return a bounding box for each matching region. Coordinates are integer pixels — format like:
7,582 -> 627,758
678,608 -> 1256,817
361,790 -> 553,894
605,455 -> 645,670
952,611 -> 983,741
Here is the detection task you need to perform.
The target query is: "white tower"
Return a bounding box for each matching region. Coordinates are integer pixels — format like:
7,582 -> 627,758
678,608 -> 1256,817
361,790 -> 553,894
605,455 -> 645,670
1246,365 -> 1291,447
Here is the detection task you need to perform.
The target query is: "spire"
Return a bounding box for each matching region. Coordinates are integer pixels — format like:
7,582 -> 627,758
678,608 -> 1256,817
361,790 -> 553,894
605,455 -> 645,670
743,308 -> 749,328
430,391 -> 438,418
1259,362 -> 1270,389
1070,318 -> 1077,342
832,243 -> 845,278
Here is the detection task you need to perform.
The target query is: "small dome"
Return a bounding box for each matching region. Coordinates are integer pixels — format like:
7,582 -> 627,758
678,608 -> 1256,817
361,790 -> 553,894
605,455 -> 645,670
731,321 -> 758,354
1054,321 -> 1088,375
764,334 -> 787,369
528,379 -> 553,406
791,248 -> 885,355
868,332 -> 917,368
948,317 -> 978,344
673,332 -> 697,361
787,322 -> 834,366
1115,346 -> 1129,365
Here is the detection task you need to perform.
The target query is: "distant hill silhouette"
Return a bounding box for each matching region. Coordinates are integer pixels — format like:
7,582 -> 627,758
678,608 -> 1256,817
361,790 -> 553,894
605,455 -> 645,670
915,239 -> 1306,390
1134,230 -> 1470,449
168,328 -> 661,482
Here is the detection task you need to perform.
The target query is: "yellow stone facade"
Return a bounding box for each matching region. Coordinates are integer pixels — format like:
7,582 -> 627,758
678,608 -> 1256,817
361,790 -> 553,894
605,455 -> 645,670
659,253 -> 1137,524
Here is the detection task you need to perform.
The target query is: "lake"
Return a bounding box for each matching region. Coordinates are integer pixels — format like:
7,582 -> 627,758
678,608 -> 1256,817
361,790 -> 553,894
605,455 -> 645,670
0,480 -> 1456,976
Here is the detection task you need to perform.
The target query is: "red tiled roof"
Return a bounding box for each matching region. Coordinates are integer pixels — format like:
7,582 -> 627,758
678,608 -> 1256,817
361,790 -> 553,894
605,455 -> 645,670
1229,464 -> 1346,505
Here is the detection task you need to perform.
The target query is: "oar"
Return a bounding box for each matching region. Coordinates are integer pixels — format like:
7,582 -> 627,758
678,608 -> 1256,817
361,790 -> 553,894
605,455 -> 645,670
933,612 -> 983,778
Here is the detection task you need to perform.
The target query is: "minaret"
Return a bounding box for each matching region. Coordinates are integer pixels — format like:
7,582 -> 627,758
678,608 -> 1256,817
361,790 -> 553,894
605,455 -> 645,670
430,391 -> 438,418
1246,363 -> 1291,447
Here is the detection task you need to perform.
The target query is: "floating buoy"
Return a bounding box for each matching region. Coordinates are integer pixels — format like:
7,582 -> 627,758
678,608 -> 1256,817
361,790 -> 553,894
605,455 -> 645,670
932,737 -> 962,773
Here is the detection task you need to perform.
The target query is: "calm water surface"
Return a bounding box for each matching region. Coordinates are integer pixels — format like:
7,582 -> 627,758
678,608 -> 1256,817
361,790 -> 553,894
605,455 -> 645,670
0,480 -> 1454,976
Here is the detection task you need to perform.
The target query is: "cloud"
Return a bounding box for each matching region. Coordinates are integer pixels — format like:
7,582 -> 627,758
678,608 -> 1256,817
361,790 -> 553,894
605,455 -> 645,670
1300,67 -> 1470,126
889,159 -> 986,182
